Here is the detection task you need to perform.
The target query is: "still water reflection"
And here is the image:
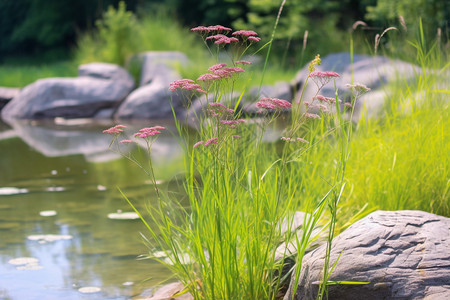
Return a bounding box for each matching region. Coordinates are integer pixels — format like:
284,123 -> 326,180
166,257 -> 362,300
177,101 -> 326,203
0,119 -> 186,299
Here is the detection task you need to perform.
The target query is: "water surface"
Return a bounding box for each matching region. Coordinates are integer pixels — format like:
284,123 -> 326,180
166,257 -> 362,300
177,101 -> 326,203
0,119 -> 185,299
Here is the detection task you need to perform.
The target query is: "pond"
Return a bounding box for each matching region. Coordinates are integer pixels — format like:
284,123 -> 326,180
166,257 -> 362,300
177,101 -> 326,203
0,118 -> 187,300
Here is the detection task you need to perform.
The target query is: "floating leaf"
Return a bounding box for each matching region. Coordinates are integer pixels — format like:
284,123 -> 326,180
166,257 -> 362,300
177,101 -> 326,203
39,210 -> 57,217
8,257 -> 39,265
27,234 -> 73,242
78,287 -> 101,294
0,187 -> 28,195
107,212 -> 139,220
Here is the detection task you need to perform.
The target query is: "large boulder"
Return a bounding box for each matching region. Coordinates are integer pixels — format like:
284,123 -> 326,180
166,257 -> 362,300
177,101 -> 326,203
0,87 -> 20,111
291,53 -> 421,121
115,51 -> 189,119
1,63 -> 134,120
284,210 -> 450,300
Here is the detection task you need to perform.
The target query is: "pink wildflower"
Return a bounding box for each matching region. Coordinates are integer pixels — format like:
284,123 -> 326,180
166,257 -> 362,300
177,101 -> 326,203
134,126 -> 165,139
191,26 -> 209,32
256,97 -> 292,110
209,102 -> 227,108
119,139 -> 133,143
296,138 -> 309,143
197,73 -> 221,81
207,25 -> 232,32
215,37 -> 239,44
193,141 -> 204,148
103,125 -> 126,134
235,60 -> 252,65
247,36 -> 261,42
208,64 -> 227,72
313,95 -> 337,104
281,137 -> 293,142
204,138 -> 218,147
232,135 -> 241,139
169,79 -> 195,92
232,30 -> 258,37
196,88 -> 207,93
309,71 -> 340,78
304,113 -> 321,119
309,71 -> 340,88
344,102 -> 353,108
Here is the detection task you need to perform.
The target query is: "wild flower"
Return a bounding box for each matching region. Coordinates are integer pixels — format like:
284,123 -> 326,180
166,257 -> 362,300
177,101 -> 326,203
169,79 -> 195,92
197,73 -> 221,82
256,97 -> 292,110
212,67 -> 245,78
133,126 -> 165,138
247,36 -> 261,42
309,71 -> 340,89
344,103 -> 353,108
296,137 -> 309,143
193,141 -> 204,148
119,139 -> 133,143
308,54 -> 321,73
346,83 -> 371,96
206,34 -> 239,44
232,30 -> 258,37
232,135 -> 241,139
235,60 -> 252,65
204,137 -> 218,146
304,112 -> 321,119
208,64 -> 227,72
208,102 -> 235,117
313,95 -> 338,104
103,124 -> 126,134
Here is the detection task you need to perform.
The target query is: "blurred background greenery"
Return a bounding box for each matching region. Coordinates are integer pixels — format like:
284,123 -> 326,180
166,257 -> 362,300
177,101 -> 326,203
0,0 -> 448,87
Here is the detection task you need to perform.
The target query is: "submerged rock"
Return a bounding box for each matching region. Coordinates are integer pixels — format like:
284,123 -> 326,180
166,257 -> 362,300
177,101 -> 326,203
284,210 -> 450,300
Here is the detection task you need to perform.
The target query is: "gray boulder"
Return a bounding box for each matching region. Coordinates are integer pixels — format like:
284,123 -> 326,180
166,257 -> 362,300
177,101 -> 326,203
0,87 -> 20,110
284,210 -> 450,300
1,63 -> 134,120
115,51 -> 189,119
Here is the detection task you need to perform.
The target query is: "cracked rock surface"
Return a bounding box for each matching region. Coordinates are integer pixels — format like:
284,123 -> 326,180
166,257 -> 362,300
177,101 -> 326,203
284,210 -> 450,300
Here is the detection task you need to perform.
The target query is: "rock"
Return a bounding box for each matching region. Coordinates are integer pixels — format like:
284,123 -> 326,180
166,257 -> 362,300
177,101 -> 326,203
144,282 -> 193,300
0,86 -> 20,110
115,51 -> 189,119
284,210 -> 450,300
1,63 -> 134,120
115,78 -> 185,119
291,53 -> 421,121
138,51 -> 189,87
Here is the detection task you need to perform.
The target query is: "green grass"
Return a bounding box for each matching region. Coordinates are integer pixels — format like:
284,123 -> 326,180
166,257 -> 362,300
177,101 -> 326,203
0,61 -> 77,88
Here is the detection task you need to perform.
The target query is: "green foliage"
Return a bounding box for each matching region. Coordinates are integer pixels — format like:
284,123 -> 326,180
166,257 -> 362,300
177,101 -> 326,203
366,0 -> 449,30
95,1 -> 137,65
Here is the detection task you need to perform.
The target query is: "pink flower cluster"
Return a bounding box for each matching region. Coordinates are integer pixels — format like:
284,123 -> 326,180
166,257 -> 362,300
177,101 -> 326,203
103,124 -> 126,134
191,25 -> 232,32
309,71 -> 341,88
312,95 -> 340,104
191,25 -> 261,44
194,137 -> 219,148
206,34 -> 239,45
133,126 -> 165,138
169,79 -> 206,93
256,97 -> 292,110
208,102 -> 235,117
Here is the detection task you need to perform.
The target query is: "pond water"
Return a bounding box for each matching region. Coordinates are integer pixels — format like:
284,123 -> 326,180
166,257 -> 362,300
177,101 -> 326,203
0,118 -> 187,300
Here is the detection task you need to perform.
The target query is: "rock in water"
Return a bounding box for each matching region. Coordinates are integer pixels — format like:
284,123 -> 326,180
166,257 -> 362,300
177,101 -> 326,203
285,210 -> 450,300
1,63 -> 134,120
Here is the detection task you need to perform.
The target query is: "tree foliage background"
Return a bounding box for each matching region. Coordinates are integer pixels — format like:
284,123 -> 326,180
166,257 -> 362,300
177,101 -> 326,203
0,0 -> 448,60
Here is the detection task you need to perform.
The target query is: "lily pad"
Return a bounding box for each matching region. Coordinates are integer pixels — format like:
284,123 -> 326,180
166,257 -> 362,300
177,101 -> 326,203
0,187 -> 28,195
8,257 -> 39,265
78,286 -> 101,294
107,212 -> 139,220
39,210 -> 57,217
27,234 -> 73,242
